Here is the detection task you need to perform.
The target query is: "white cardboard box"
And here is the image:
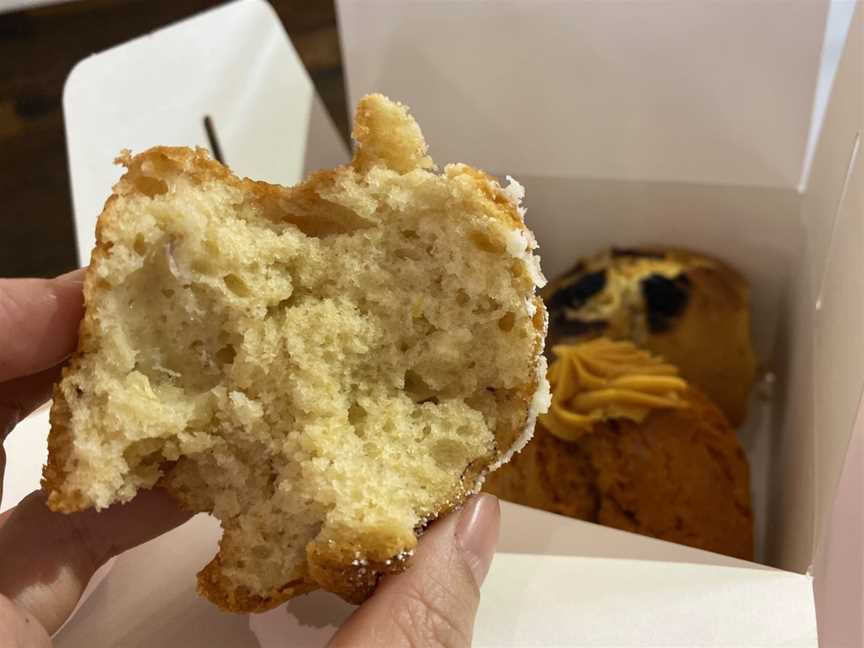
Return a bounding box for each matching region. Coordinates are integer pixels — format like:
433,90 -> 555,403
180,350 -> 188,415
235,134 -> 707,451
3,0 -> 859,645
337,0 -> 863,644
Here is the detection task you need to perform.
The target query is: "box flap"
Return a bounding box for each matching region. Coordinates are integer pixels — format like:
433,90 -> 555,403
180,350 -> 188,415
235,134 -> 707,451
813,142 -> 862,553
63,0 -> 348,265
338,0 -> 828,189
771,1 -> 860,570
474,555 -> 815,647
814,399 -> 864,647
807,2 -> 863,562
802,3 -> 863,303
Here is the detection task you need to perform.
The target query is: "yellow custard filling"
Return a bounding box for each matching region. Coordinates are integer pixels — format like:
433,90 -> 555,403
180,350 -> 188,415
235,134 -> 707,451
540,338 -> 688,441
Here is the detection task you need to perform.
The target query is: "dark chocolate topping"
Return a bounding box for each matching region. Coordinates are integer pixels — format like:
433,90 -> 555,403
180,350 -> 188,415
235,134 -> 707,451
640,273 -> 691,333
548,269 -> 607,311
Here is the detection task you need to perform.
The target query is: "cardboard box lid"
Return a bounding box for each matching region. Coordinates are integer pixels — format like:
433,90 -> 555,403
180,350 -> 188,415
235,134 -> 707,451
337,0 -> 829,189
63,0 -> 348,266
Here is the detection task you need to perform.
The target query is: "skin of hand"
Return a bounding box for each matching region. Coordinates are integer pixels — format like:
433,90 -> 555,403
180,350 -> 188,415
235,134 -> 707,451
0,270 -> 500,647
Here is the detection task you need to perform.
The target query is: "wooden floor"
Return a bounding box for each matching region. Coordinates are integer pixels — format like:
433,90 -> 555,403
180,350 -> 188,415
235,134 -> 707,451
0,0 -> 348,278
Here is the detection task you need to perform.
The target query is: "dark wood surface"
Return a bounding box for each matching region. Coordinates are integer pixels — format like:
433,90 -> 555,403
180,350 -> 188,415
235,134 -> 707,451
0,0 -> 348,278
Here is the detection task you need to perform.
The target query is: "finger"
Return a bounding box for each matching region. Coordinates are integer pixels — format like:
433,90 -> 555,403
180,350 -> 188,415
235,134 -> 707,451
0,269 -> 85,383
0,488 -> 191,634
328,494 -> 500,648
0,595 -> 51,648
0,365 -> 63,440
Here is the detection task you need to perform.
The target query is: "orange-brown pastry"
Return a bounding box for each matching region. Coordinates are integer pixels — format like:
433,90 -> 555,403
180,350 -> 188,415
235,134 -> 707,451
543,248 -> 757,426
485,339 -> 754,560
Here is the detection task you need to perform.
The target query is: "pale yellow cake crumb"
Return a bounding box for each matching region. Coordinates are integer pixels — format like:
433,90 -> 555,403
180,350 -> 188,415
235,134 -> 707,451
44,94 -> 548,611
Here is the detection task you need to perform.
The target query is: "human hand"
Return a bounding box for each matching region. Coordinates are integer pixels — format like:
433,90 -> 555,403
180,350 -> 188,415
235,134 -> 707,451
0,269 -> 193,646
0,270 -> 500,647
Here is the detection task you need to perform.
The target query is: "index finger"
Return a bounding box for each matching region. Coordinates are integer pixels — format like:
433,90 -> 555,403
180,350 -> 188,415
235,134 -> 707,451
0,270 -> 85,383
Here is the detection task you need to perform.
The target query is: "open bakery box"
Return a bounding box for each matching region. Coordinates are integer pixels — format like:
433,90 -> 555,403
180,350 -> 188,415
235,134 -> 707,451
3,0 -> 861,645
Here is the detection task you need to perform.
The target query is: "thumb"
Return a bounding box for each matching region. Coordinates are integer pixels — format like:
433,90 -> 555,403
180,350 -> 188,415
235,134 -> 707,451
328,494 -> 500,648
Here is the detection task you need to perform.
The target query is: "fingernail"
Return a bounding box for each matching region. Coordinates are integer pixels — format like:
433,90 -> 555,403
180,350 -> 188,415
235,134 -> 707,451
455,493 -> 500,587
55,268 -> 86,284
